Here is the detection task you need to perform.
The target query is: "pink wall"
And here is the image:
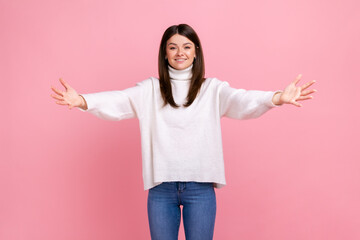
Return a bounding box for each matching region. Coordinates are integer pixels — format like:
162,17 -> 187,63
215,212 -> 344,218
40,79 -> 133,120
1,0 -> 359,239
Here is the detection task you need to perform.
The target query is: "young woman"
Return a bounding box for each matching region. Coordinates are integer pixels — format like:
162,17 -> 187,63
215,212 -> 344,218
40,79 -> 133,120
51,24 -> 316,240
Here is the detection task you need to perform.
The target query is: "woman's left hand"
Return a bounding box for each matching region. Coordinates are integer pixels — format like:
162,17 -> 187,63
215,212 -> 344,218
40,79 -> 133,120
272,74 -> 317,107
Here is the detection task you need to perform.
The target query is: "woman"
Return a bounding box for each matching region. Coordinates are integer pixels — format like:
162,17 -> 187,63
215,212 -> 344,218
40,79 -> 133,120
51,23 -> 316,240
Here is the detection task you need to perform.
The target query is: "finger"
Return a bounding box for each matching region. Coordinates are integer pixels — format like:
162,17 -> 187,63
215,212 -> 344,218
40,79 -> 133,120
51,86 -> 64,96
291,100 -> 302,107
59,78 -> 70,90
301,89 -> 317,96
293,74 -> 302,85
55,101 -> 68,106
51,94 -> 63,101
300,80 -> 316,90
297,95 -> 314,101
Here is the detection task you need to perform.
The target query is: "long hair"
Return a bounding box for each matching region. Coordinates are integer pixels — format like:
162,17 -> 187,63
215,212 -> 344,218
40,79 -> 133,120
158,24 -> 205,108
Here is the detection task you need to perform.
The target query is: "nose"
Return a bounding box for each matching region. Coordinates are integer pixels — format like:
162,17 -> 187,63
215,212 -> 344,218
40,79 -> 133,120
176,48 -> 184,56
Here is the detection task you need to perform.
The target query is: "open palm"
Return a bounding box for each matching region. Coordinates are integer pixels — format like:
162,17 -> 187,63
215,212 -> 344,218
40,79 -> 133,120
51,78 -> 83,109
279,74 -> 317,107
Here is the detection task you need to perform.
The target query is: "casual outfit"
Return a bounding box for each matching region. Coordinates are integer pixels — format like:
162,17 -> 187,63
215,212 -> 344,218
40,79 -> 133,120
78,64 -> 280,190
77,63 -> 280,239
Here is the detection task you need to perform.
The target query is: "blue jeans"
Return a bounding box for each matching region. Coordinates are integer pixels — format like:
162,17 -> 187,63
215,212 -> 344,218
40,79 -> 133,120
147,181 -> 216,240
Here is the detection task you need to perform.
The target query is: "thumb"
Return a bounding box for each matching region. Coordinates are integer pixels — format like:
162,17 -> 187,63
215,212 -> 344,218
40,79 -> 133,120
60,78 -> 72,91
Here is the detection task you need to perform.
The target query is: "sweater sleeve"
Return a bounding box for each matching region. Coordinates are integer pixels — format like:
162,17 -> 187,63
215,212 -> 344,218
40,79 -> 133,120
219,80 -> 282,119
76,80 -> 146,121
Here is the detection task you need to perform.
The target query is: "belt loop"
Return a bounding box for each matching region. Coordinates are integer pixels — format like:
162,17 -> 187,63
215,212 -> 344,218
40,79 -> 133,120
180,182 -> 185,191
176,182 -> 186,192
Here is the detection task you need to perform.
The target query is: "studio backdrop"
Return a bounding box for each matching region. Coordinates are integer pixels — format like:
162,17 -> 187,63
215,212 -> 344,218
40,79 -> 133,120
1,0 -> 359,239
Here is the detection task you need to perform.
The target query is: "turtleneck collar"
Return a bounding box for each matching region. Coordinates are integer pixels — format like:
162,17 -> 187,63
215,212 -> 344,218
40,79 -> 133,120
168,64 -> 193,81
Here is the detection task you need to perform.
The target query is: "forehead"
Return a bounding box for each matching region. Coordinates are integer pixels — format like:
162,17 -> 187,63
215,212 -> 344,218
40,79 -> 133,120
167,34 -> 194,45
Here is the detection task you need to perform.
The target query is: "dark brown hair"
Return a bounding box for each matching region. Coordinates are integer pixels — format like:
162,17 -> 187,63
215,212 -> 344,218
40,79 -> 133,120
158,24 -> 205,108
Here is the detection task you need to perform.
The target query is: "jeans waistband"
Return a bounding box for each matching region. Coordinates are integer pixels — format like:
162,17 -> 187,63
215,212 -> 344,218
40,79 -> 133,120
156,181 -> 213,192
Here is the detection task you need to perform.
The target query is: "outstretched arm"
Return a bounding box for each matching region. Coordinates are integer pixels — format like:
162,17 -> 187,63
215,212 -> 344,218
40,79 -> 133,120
272,74 -> 317,107
51,77 -> 147,121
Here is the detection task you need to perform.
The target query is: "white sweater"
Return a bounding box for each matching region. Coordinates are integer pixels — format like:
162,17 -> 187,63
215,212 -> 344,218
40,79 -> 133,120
78,64 -> 280,190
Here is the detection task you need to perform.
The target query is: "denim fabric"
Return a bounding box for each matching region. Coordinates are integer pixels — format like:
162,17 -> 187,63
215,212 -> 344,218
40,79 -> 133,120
147,181 -> 216,240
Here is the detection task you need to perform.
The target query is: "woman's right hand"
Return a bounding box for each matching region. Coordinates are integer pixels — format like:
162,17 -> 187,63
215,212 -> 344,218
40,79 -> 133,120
51,78 -> 87,110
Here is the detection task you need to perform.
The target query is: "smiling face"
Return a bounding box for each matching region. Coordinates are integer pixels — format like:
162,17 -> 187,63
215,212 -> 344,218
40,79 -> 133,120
166,34 -> 196,70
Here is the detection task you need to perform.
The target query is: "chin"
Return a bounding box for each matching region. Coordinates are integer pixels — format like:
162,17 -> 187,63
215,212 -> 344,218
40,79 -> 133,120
175,66 -> 187,70
170,63 -> 191,70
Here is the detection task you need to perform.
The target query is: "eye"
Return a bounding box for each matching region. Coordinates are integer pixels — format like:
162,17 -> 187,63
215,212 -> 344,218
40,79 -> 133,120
185,46 -> 191,49
170,47 -> 176,50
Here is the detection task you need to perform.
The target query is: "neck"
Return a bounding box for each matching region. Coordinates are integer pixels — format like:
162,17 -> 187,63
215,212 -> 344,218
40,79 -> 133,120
168,64 -> 193,81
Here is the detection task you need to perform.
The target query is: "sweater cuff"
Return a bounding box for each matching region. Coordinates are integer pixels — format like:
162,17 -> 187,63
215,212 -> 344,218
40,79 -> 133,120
76,94 -> 90,112
265,90 -> 283,108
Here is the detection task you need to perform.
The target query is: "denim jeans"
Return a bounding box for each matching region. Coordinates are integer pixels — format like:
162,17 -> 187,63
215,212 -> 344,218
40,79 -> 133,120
147,181 -> 216,240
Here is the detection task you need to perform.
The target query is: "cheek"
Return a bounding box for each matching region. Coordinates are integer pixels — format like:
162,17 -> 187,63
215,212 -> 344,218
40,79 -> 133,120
188,49 -> 196,56
166,50 -> 174,58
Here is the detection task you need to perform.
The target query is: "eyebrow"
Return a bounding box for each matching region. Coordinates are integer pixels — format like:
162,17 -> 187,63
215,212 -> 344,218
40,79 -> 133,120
168,42 -> 193,46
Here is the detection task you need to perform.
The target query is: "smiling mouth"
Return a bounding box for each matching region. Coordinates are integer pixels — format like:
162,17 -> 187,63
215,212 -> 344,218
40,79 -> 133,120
175,59 -> 186,62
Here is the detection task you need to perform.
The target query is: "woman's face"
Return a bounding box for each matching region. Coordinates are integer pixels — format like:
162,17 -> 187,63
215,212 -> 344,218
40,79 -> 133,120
166,34 -> 196,70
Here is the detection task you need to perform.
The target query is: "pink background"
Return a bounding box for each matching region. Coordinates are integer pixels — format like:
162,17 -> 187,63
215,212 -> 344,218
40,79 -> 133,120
1,0 -> 359,239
